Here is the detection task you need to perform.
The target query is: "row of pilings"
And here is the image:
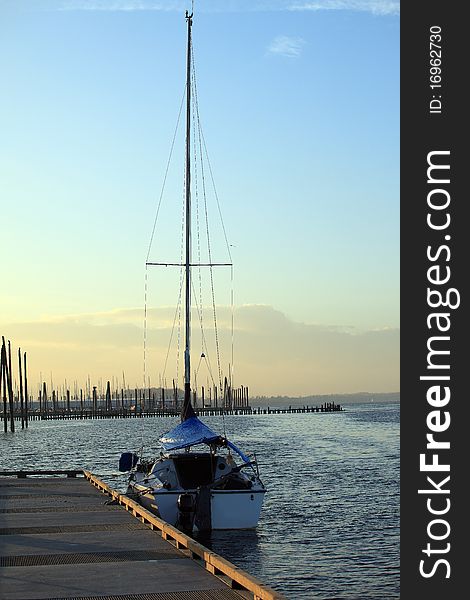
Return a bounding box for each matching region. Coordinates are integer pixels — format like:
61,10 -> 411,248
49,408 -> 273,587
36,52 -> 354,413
1,337 -> 29,432
3,402 -> 343,422
1,338 -> 343,430
3,382 -> 344,423
0,363 -> 254,424
23,380 -> 249,420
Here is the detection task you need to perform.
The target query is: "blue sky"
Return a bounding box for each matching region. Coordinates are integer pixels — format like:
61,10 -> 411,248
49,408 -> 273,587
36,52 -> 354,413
0,0 -> 399,394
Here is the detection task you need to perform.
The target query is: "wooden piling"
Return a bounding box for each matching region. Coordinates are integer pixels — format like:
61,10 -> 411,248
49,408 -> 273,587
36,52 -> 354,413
23,352 -> 29,428
7,340 -> 15,432
1,340 -> 7,432
43,382 -> 48,416
18,348 -> 25,429
105,380 -> 111,412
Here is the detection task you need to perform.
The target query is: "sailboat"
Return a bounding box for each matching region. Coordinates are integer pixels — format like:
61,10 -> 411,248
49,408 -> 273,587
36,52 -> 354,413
121,11 -> 266,532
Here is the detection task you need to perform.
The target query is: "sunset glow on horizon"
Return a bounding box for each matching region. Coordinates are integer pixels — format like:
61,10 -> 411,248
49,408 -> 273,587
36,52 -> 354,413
1,1 -> 399,397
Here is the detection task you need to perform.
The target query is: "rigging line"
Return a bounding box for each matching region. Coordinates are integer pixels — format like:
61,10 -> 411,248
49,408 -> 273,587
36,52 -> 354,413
231,264 -> 234,388
192,48 -> 227,441
201,349 -> 216,389
201,137 -> 223,397
195,353 -> 203,379
139,411 -> 145,456
175,286 -> 182,381
146,86 -> 186,264
168,157 -> 187,392
143,265 -> 149,393
189,24 -> 225,435
199,128 -> 232,263
172,131 -> 188,393
196,351 -> 215,388
161,276 -> 184,382
191,77 -> 204,359
175,174 -> 187,392
190,277 -> 216,388
141,265 -> 148,453
192,41 -> 223,396
194,351 -> 215,391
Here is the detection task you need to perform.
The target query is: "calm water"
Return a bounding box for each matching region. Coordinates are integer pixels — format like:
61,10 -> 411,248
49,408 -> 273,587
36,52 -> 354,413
0,402 -> 399,599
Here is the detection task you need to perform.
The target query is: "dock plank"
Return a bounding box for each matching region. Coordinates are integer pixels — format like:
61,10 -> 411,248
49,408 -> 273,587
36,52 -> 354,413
0,530 -> 179,556
0,476 -> 244,600
0,561 -> 238,599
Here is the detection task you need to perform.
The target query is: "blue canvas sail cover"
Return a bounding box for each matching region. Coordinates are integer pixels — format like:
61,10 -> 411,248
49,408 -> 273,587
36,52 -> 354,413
159,416 -> 250,463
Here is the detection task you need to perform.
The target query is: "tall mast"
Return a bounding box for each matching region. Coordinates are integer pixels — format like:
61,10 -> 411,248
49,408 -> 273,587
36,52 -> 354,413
182,10 -> 193,420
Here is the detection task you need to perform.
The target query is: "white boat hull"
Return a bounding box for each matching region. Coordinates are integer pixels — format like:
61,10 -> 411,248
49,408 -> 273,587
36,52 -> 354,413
129,484 -> 265,530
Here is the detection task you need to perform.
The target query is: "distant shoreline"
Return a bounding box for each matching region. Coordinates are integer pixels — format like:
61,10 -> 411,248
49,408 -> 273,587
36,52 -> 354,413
251,392 -> 399,408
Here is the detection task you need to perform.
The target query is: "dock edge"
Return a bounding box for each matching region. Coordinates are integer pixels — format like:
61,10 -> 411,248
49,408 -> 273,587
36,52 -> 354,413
82,470 -> 286,600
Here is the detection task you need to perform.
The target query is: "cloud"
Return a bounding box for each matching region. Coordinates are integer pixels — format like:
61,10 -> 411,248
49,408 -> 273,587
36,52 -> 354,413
267,35 -> 306,58
49,0 -> 398,15
57,0 -> 183,11
2,304 -> 399,395
288,1 -> 399,16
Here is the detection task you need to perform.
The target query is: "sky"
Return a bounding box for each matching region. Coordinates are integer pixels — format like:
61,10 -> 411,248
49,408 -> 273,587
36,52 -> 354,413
0,0 -> 399,396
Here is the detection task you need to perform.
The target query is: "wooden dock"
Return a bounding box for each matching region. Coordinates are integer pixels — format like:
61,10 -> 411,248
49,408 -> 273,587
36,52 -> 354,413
2,404 -> 343,426
0,470 -> 284,600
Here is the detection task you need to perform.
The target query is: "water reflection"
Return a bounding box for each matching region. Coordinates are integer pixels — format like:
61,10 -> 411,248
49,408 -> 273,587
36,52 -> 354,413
0,403 -> 399,599
195,528 -> 263,564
